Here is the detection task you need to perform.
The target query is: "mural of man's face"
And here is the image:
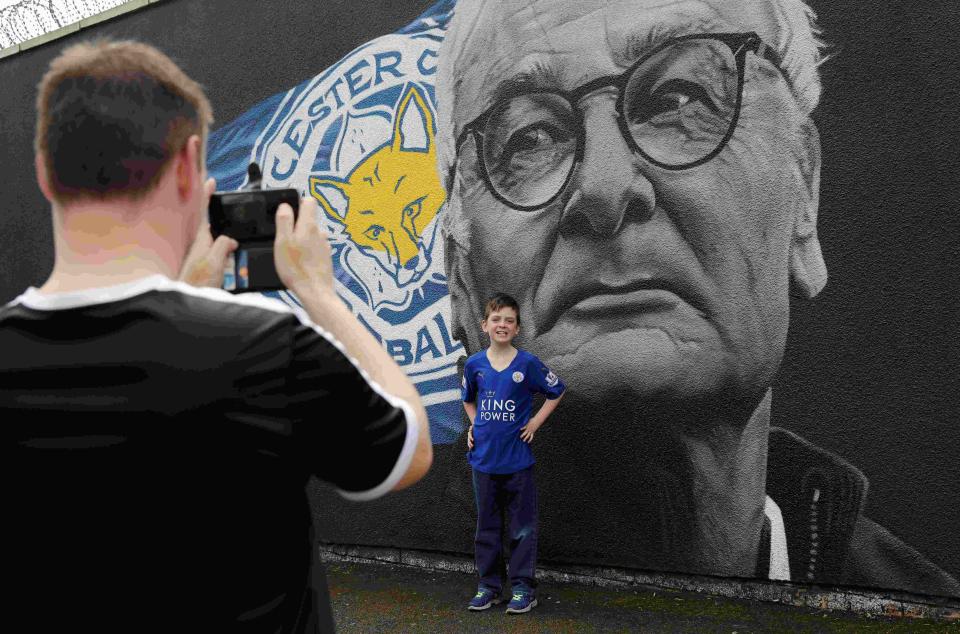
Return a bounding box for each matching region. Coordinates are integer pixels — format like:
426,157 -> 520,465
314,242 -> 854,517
446,0 -> 823,423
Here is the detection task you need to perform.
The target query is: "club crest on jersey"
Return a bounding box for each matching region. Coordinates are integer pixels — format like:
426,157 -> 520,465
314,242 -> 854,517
513,371 -> 525,383
546,371 -> 558,387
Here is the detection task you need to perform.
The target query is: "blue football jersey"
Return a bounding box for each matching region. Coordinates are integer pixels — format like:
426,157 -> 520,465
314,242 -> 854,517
461,349 -> 565,474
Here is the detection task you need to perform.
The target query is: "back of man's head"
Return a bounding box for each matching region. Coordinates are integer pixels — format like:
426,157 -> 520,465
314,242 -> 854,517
35,39 -> 213,205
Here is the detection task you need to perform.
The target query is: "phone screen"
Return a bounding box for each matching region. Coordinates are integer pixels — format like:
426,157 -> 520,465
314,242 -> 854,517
208,188 -> 299,292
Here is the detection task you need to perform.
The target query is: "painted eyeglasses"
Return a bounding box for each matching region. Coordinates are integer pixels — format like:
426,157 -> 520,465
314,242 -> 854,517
454,32 -> 791,211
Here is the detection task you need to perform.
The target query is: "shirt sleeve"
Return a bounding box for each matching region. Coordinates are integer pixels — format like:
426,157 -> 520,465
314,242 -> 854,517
461,359 -> 477,403
264,313 -> 419,501
527,354 -> 566,399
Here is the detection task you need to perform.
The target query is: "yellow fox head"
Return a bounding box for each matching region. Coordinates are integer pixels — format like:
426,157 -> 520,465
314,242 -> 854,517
309,85 -> 445,285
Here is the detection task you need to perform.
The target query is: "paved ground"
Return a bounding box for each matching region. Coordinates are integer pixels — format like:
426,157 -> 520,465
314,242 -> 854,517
326,560 -> 957,633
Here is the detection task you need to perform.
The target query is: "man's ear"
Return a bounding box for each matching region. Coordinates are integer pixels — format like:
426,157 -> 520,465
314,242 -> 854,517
789,119 -> 827,299
35,153 -> 55,204
176,135 -> 203,201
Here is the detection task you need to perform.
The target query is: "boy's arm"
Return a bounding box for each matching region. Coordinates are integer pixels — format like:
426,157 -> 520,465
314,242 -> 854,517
519,391 -> 564,443
463,401 -> 477,449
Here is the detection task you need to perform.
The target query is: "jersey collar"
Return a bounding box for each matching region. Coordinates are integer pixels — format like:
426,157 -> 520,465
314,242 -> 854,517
15,274 -> 171,311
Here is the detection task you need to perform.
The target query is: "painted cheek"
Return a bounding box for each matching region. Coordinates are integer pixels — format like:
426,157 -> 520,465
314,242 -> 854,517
477,212 -> 557,299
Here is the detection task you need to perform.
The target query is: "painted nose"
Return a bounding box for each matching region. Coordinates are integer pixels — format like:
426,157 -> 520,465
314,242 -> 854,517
403,255 -> 420,270
560,92 -> 655,237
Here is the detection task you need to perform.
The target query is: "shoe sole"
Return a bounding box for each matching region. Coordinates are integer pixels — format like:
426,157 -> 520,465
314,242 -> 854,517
505,599 -> 538,614
467,599 -> 502,611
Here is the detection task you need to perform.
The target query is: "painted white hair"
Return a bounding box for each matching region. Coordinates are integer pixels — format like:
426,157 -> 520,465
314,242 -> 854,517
434,0 -> 828,184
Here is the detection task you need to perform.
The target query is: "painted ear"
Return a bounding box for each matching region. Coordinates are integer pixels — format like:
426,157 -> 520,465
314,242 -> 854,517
391,84 -> 435,153
789,120 -> 827,299
309,176 -> 350,225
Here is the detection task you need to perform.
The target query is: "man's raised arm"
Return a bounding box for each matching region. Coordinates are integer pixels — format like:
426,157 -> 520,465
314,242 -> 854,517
274,199 -> 432,489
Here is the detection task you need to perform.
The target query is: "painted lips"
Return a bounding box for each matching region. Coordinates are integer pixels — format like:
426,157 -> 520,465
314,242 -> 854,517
539,277 -> 710,336
566,288 -> 684,316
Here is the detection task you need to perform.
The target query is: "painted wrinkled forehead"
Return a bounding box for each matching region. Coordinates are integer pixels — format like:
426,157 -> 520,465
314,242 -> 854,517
448,0 -> 779,122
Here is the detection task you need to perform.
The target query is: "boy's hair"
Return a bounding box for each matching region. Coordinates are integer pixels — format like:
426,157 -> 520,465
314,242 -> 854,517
35,39 -> 213,204
483,293 -> 520,325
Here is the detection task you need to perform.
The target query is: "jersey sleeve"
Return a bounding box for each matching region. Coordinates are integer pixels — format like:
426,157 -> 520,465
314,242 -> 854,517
527,354 -> 565,399
253,313 -> 419,502
461,359 -> 478,403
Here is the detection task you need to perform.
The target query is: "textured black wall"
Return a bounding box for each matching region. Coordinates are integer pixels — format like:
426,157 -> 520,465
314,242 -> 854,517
1,0 -> 957,594
776,0 -> 960,587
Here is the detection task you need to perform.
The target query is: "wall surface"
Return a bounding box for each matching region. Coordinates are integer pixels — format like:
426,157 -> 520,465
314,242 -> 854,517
1,0 -> 957,600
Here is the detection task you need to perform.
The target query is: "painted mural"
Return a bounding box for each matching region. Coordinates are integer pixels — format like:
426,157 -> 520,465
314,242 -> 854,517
206,0 -> 960,598
208,2 -> 465,443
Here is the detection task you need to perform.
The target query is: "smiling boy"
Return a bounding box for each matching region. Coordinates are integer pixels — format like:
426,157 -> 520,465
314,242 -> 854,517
461,293 -> 566,614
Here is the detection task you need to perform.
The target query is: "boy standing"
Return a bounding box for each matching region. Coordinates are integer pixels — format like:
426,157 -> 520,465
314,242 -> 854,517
462,294 -> 566,614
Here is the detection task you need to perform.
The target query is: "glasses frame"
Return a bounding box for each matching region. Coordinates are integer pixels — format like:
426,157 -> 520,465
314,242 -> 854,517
454,32 -> 789,212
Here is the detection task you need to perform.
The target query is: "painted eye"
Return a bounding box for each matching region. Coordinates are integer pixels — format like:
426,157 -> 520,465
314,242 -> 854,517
500,123 -> 572,162
628,78 -> 719,124
404,197 -> 425,219
364,225 -> 385,240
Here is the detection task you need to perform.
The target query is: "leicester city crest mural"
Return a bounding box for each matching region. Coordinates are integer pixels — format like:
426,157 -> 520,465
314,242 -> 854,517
207,0 -> 463,443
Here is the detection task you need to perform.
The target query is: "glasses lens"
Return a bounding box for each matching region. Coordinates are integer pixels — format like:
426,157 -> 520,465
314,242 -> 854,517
623,38 -> 740,167
482,93 -> 577,209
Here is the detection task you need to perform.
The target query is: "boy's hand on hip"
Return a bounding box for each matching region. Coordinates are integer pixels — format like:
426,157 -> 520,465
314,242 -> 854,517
520,421 -> 541,443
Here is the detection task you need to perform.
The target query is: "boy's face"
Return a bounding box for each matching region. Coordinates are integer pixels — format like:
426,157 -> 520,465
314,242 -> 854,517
482,306 -> 520,346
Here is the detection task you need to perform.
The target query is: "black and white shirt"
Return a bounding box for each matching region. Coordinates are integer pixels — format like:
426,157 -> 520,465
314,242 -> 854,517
2,274 -> 419,633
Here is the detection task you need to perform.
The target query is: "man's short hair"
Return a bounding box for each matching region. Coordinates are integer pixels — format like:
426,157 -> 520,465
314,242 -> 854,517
35,39 -> 213,204
483,293 -> 521,325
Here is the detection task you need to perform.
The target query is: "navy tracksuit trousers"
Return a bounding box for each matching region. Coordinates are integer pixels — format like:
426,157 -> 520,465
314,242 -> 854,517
472,465 -> 538,593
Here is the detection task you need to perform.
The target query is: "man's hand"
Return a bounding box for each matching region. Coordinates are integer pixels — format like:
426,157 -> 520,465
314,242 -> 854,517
179,178 -> 238,287
520,420 -> 542,444
274,197 -> 335,298
467,425 -> 474,450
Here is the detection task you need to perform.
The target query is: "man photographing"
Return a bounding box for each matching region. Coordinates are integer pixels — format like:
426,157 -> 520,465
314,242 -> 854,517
3,39 -> 431,632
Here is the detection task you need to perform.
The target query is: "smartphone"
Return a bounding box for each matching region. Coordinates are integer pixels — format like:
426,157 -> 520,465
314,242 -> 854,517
208,189 -> 299,292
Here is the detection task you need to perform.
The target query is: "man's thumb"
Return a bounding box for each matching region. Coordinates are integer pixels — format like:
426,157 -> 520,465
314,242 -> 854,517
275,204 -> 294,238
210,235 -> 239,262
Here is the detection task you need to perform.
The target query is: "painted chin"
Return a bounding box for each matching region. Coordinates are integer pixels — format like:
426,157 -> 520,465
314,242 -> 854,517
535,305 -> 726,401
546,330 -> 728,403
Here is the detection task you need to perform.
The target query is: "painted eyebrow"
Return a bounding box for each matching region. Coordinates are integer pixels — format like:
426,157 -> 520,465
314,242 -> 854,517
610,18 -> 728,69
488,58 -> 566,103
486,18 -> 726,102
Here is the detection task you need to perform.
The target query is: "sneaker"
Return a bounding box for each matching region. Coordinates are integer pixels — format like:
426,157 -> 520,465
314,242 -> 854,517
505,589 -> 538,614
467,586 -> 502,611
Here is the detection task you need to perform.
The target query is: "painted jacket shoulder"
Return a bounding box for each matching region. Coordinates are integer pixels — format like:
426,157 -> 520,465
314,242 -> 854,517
767,427 -> 960,597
